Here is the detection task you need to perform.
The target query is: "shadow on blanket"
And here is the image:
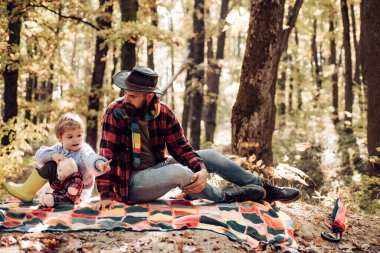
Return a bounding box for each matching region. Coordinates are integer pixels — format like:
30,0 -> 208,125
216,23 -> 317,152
0,198 -> 299,253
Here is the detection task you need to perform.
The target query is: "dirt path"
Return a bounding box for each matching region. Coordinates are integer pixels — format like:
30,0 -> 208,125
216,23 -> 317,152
1,201 -> 379,253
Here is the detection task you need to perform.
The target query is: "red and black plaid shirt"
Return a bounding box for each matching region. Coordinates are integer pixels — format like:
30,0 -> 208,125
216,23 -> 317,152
96,97 -> 204,203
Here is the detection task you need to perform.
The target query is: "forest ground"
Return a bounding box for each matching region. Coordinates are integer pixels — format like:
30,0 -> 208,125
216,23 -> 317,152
1,197 -> 380,252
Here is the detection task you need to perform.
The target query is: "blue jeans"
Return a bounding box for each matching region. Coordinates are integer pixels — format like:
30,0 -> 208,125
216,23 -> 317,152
128,149 -> 262,202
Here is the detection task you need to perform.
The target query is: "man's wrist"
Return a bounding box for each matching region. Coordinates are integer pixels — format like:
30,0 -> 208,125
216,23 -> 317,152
200,166 -> 208,175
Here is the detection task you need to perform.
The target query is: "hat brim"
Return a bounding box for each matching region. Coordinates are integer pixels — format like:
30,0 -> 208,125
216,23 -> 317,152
113,70 -> 163,95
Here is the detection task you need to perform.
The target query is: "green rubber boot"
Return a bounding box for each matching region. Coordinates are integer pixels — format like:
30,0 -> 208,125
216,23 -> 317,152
5,169 -> 47,202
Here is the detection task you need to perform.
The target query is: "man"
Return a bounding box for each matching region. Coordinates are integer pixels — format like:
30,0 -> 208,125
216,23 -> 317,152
94,66 -> 301,210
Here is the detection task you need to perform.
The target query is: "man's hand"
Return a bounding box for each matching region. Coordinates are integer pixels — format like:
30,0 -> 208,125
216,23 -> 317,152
52,153 -> 65,164
183,168 -> 208,194
96,159 -> 112,173
93,199 -> 115,210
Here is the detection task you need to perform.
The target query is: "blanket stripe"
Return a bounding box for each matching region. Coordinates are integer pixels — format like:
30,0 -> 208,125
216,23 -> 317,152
0,198 -> 298,252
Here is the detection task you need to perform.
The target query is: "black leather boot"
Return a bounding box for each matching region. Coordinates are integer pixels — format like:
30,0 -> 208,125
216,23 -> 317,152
262,182 -> 301,203
222,184 -> 266,203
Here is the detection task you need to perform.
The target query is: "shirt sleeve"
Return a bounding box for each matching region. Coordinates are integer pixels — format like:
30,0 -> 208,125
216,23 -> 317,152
34,143 -> 62,164
165,111 -> 205,172
96,109 -> 121,200
80,143 -> 108,177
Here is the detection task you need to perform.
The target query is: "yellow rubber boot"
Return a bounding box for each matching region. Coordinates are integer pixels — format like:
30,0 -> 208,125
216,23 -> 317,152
5,169 -> 47,202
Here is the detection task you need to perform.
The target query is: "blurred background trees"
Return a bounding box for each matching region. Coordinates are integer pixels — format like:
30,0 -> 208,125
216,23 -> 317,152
0,0 -> 379,213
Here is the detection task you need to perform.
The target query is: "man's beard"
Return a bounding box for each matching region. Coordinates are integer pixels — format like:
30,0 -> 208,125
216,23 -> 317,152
125,101 -> 148,117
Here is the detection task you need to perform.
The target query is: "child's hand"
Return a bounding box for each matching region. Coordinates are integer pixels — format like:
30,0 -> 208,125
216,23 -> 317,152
96,159 -> 112,173
52,153 -> 65,164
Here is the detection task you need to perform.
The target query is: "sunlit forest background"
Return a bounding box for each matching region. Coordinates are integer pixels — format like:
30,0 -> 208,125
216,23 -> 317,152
1,0 -> 379,214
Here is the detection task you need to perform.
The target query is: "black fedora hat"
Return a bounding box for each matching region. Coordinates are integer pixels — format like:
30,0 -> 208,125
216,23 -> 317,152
113,66 -> 163,94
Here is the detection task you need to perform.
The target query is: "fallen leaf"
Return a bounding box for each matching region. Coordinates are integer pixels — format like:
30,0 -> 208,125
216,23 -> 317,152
295,142 -> 312,152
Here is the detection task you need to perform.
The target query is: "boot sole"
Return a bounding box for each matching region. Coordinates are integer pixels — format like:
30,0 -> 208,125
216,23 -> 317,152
5,183 -> 34,203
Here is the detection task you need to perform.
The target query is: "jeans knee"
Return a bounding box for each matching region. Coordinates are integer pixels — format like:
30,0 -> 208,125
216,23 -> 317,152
198,149 -> 221,159
170,164 -> 193,178
197,149 -> 225,167
168,164 -> 193,186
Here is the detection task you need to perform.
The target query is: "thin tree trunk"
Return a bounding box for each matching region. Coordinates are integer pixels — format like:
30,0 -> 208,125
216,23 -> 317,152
280,0 -> 303,54
33,76 -> 39,124
329,20 -> 339,124
278,56 -> 287,115
231,0 -> 285,164
25,42 -> 37,121
189,0 -> 205,150
147,0 -> 157,70
86,0 -> 113,150
169,17 -> 175,110
350,3 -> 365,113
341,0 -> 354,131
111,45 -> 118,85
350,4 -> 361,87
288,54 -> 293,114
361,0 -> 380,176
311,19 -> 322,100
294,27 -> 302,110
182,38 -> 194,138
205,0 -> 229,143
42,5 -> 63,104
2,2 -> 23,146
25,74 -> 35,121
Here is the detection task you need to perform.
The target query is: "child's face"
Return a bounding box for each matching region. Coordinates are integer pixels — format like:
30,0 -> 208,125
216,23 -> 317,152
58,127 -> 84,151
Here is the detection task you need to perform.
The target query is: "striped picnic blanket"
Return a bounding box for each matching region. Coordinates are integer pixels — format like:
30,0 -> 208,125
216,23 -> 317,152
0,198 -> 298,252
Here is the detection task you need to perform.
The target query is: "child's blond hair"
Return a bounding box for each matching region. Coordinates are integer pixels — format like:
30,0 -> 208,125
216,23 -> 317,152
55,113 -> 84,137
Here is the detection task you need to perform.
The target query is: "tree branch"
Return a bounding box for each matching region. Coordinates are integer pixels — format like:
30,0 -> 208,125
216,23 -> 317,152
159,63 -> 187,96
31,3 -> 99,30
280,0 -> 303,54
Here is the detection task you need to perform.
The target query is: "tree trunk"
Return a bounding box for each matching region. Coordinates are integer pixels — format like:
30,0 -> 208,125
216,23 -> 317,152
2,2 -> 23,146
288,54 -> 293,114
189,0 -> 205,150
119,0 -> 137,97
205,0 -> 229,143
39,63 -> 54,102
351,3 -> 365,112
329,20 -> 339,124
33,76 -> 39,124
350,4 -> 361,87
41,6 -> 63,104
341,0 -> 354,130
278,56 -> 287,115
25,74 -> 35,121
361,0 -> 380,176
231,0 -> 285,164
294,28 -> 302,110
278,0 -> 303,116
147,0 -> 157,70
311,19 -> 322,100
182,37 -> 194,138
119,0 -> 137,71
111,45 -> 118,85
86,0 -> 113,150
279,0 -> 303,54
25,42 -> 37,121
169,18 -> 175,110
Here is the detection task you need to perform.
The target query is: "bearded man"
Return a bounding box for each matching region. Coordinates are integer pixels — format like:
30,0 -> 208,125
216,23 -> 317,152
93,66 -> 301,210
